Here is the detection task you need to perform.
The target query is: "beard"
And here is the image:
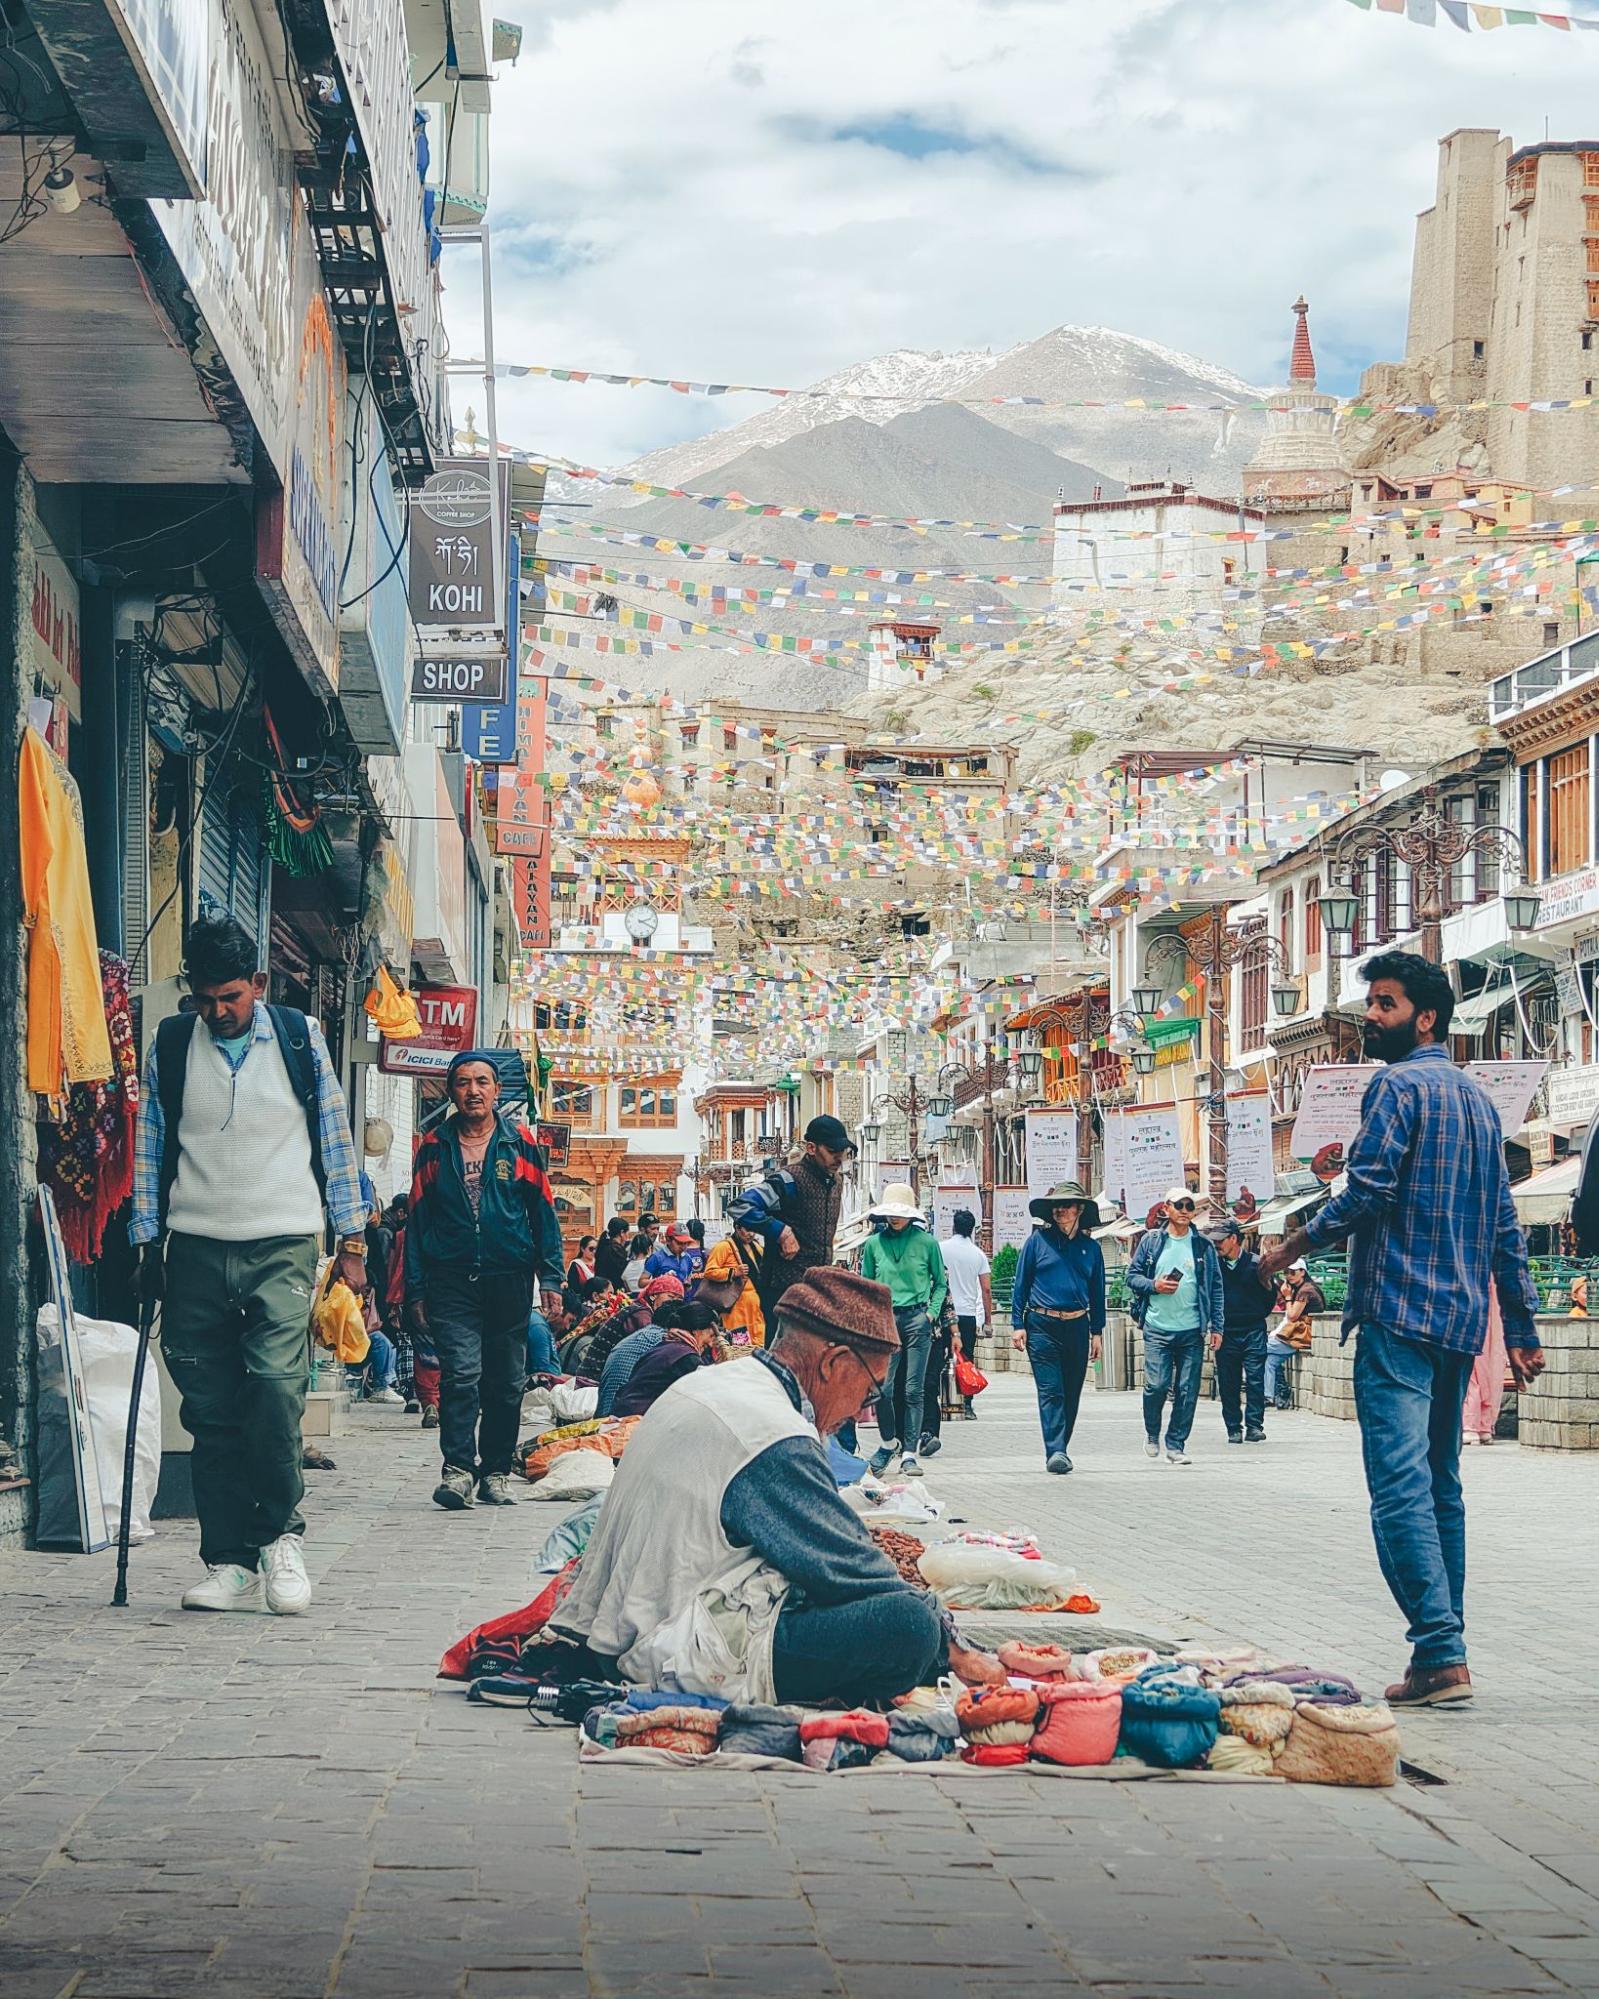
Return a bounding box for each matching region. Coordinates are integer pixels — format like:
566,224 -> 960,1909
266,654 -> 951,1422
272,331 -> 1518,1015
1363,1016 -> 1419,1063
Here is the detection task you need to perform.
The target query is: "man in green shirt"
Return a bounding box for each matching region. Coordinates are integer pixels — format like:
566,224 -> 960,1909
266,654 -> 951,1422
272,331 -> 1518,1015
861,1184 -> 948,1478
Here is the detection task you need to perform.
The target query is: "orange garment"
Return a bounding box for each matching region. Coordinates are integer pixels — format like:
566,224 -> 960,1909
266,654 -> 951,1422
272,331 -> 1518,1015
704,1235 -> 765,1348
19,728 -> 110,1097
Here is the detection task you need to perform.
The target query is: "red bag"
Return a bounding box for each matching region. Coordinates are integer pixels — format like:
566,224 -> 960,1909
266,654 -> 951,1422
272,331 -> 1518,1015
437,1559 -> 578,1679
953,1353 -> 988,1398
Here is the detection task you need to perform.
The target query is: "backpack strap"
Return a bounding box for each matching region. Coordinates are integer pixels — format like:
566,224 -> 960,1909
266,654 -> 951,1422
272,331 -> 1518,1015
154,1012 -> 200,1234
266,1004 -> 328,1203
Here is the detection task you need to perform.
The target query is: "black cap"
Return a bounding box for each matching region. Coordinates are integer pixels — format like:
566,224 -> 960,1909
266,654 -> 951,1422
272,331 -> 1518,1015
804,1114 -> 855,1154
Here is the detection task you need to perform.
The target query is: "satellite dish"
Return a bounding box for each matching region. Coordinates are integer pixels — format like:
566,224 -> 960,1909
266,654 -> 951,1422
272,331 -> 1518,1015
1379,769 -> 1410,793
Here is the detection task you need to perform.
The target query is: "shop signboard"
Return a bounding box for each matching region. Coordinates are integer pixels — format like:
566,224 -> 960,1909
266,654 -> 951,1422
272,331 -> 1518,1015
493,820 -> 544,858
1224,1091 -> 1275,1206
408,460 -> 511,637
1465,1059 -> 1547,1136
462,530 -> 521,761
256,215 -> 346,695
1101,1103 -> 1183,1219
991,1186 -> 1033,1253
1535,864 -> 1599,933
107,0 -> 210,193
410,654 -> 509,705
1023,1108 -> 1078,1195
378,983 -> 478,1076
1548,1062 -> 1599,1130
27,521 -> 81,720
153,0 -> 295,473
510,676 -> 552,950
1290,1065 -> 1379,1160
931,1184 -> 977,1240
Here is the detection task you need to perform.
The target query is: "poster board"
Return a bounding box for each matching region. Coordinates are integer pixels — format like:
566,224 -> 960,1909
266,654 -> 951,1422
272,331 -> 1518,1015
1224,1092 -> 1275,1206
36,1187 -> 112,1553
1465,1060 -> 1547,1137
1023,1108 -> 1078,1195
1289,1066 -> 1378,1159
1101,1104 -> 1183,1219
991,1186 -> 1033,1253
931,1185 -> 978,1241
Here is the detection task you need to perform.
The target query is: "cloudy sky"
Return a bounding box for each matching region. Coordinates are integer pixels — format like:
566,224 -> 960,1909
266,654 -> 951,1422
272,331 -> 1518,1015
452,0 -> 1599,473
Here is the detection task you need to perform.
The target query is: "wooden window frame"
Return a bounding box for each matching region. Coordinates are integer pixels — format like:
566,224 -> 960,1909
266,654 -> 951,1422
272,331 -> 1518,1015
551,1078 -> 598,1130
1547,743 -> 1592,878
619,1083 -> 679,1129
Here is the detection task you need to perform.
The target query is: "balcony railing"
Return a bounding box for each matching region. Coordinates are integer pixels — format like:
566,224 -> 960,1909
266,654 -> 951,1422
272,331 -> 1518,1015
1490,631 -> 1599,724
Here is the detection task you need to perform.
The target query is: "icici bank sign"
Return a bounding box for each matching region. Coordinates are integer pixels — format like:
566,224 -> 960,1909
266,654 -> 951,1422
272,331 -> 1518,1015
379,984 -> 479,1075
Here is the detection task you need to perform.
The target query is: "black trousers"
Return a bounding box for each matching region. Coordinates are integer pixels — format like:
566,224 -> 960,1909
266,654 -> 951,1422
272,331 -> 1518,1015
771,1590 -> 947,1707
1216,1325 -> 1268,1435
424,1265 -> 533,1476
920,1323 -> 955,1441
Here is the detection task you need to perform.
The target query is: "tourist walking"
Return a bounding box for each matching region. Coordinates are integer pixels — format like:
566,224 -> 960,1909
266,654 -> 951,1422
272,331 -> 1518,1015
1259,951 -> 1544,1708
1211,1218 -> 1274,1443
728,1114 -> 854,1318
1010,1181 -> 1106,1474
131,913 -> 368,1616
861,1183 -> 947,1478
404,1051 -> 565,1511
940,1207 -> 993,1416
1126,1187 -> 1224,1465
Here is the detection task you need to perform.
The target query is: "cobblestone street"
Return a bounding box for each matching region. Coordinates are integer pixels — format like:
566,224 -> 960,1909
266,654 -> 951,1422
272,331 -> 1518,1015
4,1378 -> 1599,1999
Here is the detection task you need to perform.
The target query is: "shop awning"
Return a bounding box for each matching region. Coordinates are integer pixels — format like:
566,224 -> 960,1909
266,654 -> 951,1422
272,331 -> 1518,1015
1093,1215 -> 1144,1242
1252,1188 -> 1324,1234
1513,1154 -> 1580,1226
1450,984 -> 1511,1036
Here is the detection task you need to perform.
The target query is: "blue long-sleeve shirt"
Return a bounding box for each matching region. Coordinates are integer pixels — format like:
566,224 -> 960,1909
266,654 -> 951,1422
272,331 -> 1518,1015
1304,1044 -> 1539,1354
131,1005 -> 366,1245
1011,1225 -> 1106,1333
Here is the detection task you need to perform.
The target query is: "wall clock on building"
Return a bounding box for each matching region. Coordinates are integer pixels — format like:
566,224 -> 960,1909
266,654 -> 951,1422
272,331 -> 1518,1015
624,902 -> 660,947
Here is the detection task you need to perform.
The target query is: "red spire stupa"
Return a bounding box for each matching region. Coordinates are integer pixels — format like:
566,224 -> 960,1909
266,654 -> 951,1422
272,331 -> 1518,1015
1288,296 -> 1317,387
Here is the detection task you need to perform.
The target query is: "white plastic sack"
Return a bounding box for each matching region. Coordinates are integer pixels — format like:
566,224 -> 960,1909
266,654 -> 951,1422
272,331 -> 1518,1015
36,1307 -> 161,1545
841,1479 -> 945,1527
549,1382 -> 599,1425
917,1532 -> 1076,1610
527,1450 -> 614,1501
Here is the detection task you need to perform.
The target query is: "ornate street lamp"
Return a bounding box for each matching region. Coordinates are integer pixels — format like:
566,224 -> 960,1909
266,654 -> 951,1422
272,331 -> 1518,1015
1271,978 -> 1301,1019
1131,982 -> 1163,1022
1317,886 -> 1360,940
859,1120 -> 882,1146
1015,1047 -> 1044,1083
1504,884 -> 1542,933
1130,1043 -> 1158,1077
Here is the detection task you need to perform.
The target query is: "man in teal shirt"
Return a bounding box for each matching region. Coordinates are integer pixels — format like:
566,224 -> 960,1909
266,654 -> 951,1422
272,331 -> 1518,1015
1126,1186 -> 1225,1465
861,1183 -> 947,1478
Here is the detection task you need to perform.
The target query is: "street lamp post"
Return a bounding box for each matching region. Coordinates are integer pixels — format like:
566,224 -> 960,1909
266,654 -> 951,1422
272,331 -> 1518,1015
864,1076 -> 938,1200
1137,914 -> 1298,1208
1316,783 -> 1539,967
935,1042 -> 1042,1247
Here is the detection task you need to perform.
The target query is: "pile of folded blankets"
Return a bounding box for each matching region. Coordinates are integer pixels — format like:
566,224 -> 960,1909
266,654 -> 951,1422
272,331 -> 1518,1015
570,1645 -> 1399,1786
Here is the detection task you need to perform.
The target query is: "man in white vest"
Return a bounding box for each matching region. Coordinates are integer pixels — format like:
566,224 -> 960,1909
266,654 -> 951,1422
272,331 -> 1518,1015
557,1268 -> 1002,1706
131,914 -> 369,1617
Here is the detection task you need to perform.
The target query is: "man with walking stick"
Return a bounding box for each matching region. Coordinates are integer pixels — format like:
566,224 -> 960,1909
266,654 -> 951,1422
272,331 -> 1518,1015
129,914 -> 369,1615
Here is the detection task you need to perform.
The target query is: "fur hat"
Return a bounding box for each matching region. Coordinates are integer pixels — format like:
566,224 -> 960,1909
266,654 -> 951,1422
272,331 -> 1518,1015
776,1268 -> 899,1356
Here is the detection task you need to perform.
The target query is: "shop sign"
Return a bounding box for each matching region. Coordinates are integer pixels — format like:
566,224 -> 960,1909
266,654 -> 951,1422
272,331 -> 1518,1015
1224,1091 -> 1275,1206
153,0 -> 295,473
1535,864 -> 1599,932
108,0 -> 210,193
410,654 -> 509,704
462,530 -> 521,760
28,523 -> 80,720
493,820 -> 544,857
322,0 -> 437,414
1548,1062 -> 1599,1130
1023,1108 -> 1078,1196
257,228 -> 346,694
408,460 -> 510,634
378,983 -> 477,1076
1101,1103 -> 1183,1219
991,1186 -> 1033,1252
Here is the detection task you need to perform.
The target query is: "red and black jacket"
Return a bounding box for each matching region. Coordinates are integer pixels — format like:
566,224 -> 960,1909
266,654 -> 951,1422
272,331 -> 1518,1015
404,1117 -> 565,1290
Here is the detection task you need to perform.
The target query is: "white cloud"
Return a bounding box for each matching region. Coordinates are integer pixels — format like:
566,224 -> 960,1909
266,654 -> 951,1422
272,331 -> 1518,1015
470,0 -> 1599,469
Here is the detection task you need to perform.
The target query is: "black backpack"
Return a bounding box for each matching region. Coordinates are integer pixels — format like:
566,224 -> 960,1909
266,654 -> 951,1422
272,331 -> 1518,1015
154,1005 -> 327,1231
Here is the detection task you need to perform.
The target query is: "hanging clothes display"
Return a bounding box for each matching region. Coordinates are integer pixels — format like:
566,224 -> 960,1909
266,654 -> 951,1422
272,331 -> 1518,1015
19,727 -> 111,1098
35,951 -> 139,1263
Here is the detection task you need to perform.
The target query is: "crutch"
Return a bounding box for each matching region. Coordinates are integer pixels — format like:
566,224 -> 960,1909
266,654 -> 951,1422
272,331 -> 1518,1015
111,1285 -> 158,1607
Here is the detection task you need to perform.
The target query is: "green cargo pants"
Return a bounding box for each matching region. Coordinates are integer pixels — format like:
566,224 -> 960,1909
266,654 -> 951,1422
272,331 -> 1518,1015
160,1233 -> 319,1569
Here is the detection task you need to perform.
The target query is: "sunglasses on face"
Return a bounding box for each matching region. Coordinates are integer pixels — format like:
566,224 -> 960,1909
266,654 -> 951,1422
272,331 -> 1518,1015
1171,1200 -> 1196,1211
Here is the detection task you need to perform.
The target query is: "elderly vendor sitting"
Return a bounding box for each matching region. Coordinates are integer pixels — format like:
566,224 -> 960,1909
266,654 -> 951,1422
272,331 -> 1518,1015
556,1269 -> 1001,1708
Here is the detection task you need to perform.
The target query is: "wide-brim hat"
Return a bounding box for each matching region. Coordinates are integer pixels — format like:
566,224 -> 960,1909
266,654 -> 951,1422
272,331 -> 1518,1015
869,1181 -> 924,1223
1028,1180 -> 1103,1231
776,1269 -> 900,1356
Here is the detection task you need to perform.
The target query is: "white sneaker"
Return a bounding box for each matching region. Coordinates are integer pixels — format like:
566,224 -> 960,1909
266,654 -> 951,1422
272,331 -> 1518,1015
1143,1438 -> 1161,1460
260,1534 -> 313,1615
181,1564 -> 263,1613
1166,1449 -> 1192,1466
899,1454 -> 923,1478
368,1387 -> 404,1407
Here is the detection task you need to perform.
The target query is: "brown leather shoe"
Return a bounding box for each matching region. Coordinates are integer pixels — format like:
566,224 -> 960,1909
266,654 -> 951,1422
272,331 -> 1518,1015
1384,1663 -> 1473,1707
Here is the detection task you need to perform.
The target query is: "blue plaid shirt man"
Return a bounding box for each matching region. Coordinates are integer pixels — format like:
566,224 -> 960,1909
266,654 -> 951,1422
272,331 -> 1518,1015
131,1005 -> 367,1245
1303,1045 -> 1539,1355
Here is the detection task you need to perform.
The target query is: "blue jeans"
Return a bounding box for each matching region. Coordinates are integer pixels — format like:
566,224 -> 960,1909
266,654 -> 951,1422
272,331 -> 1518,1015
876,1307 -> 932,1451
1142,1325 -> 1204,1451
1353,1324 -> 1475,1670
1025,1314 -> 1092,1460
527,1308 -> 560,1375
1265,1335 -> 1299,1402
357,1328 -> 395,1393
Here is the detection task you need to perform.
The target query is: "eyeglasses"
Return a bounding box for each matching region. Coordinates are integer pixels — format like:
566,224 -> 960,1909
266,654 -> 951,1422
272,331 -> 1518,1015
1171,1200 -> 1196,1211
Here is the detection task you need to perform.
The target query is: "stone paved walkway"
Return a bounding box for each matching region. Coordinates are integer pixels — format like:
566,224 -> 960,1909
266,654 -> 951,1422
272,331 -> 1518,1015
3,1376 -> 1598,1998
